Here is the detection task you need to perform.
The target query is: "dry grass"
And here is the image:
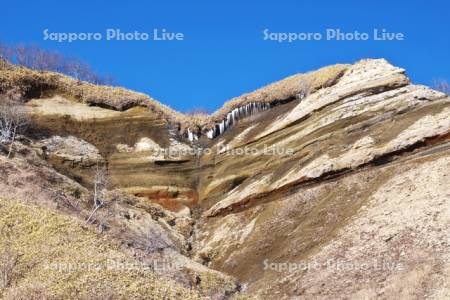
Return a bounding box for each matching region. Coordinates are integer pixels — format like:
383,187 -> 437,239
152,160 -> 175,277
0,143 -> 239,298
209,64 -> 349,123
0,59 -> 187,122
0,197 -> 203,299
0,59 -> 349,129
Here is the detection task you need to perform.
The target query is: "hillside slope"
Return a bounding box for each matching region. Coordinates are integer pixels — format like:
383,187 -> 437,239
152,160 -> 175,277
1,58 -> 449,299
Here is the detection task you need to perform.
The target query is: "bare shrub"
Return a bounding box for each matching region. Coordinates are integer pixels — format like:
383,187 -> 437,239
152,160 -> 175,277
297,77 -> 311,100
0,42 -> 115,85
48,187 -> 80,211
0,43 -> 13,62
0,242 -> 21,289
433,79 -> 450,95
0,92 -> 29,158
145,227 -> 173,253
185,107 -> 210,116
86,165 -> 109,224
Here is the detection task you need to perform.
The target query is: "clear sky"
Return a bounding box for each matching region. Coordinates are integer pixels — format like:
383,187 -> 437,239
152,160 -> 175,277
1,0 -> 449,112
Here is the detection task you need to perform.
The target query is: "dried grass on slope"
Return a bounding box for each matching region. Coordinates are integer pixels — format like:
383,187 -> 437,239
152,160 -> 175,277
210,64 -> 349,122
0,59 -> 349,129
0,197 -> 203,299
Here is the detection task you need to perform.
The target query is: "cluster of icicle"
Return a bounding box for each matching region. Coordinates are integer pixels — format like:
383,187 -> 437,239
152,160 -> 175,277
185,102 -> 271,141
186,128 -> 199,142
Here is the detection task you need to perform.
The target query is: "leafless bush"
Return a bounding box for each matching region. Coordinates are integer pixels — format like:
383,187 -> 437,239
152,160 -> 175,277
0,43 -> 13,62
86,165 -> 109,224
433,79 -> 450,95
0,92 -> 29,158
297,78 -> 311,100
0,242 -> 21,289
48,187 -> 80,211
185,107 -> 210,116
145,227 -> 172,253
0,42 -> 115,85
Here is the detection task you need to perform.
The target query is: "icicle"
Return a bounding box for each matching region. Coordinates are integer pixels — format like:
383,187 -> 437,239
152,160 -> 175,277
201,101 -> 277,140
220,121 -> 225,134
187,129 -> 194,142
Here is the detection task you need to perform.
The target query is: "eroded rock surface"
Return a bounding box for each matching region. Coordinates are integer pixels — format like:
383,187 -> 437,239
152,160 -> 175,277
3,58 -> 450,299
191,59 -> 450,298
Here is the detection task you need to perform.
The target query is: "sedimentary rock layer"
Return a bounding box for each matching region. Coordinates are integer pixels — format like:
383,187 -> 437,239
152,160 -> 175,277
7,58 -> 450,298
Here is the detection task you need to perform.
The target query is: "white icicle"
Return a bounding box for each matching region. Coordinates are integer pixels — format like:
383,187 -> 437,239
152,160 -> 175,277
202,101 -> 276,140
187,129 -> 194,142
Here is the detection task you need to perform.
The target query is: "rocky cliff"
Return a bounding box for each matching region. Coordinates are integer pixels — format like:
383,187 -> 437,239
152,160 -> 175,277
1,58 -> 449,299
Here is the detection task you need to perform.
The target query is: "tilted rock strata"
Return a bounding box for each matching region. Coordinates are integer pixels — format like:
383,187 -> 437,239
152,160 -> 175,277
4,58 -> 450,298
202,59 -> 449,217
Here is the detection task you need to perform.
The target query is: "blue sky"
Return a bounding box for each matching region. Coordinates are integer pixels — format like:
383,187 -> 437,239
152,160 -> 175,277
1,0 -> 449,112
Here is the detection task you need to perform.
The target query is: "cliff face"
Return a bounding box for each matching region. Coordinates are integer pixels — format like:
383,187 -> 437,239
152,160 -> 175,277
26,95 -> 200,212
2,58 -> 450,299
191,59 -> 450,298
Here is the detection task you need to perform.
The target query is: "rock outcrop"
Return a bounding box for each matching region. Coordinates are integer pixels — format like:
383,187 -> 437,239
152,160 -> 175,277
1,58 -> 450,299
192,59 -> 450,298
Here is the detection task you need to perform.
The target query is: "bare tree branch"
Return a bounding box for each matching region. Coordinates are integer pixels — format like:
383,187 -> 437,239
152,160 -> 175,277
297,78 -> 311,100
0,42 -> 116,85
0,92 -> 29,158
86,165 -> 109,224
433,79 -> 450,95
